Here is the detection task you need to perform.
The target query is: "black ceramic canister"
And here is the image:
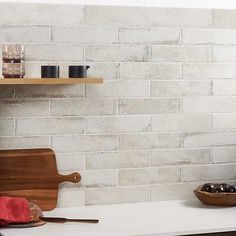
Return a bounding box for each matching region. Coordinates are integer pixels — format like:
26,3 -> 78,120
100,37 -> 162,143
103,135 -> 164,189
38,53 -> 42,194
69,65 -> 90,78
41,65 -> 60,78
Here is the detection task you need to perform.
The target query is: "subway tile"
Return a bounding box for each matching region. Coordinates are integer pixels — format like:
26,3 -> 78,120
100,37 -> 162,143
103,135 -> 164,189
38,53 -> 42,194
86,6 -> 211,28
51,99 -> 117,116
119,167 -> 181,186
213,9 -> 236,28
120,63 -> 181,80
62,170 -> 117,188
0,86 -> 14,98
52,135 -> 117,153
85,45 -> 149,62
85,186 -> 149,205
85,151 -> 149,170
182,28 -> 236,44
119,98 -> 181,115
152,114 -> 212,132
183,63 -> 236,79
52,26 -> 117,44
0,118 -> 14,136
183,131 -> 236,148
213,146 -> 236,163
80,170 -> 117,188
119,133 -> 181,150
85,116 -> 150,134
213,114 -> 236,130
0,25 -> 49,43
182,164 -> 236,182
0,3 -> 84,25
119,28 -> 180,44
57,189 -> 84,208
0,99 -> 49,117
0,136 -> 49,149
151,148 -> 212,166
213,46 -> 236,62
213,80 -> 236,96
16,117 -> 84,135
25,62 -> 119,80
183,97 -> 236,113
56,153 -> 85,171
86,81 -> 149,98
151,182 -> 200,201
16,85 -> 84,98
151,81 -> 211,97
149,46 -> 211,62
25,44 -> 84,61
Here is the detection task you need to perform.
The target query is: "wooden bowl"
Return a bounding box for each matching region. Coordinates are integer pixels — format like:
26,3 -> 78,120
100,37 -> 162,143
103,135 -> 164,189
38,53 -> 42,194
194,185 -> 236,207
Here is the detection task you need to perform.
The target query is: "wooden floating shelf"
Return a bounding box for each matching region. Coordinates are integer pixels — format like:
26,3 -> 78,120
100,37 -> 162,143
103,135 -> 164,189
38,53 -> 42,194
0,78 -> 103,85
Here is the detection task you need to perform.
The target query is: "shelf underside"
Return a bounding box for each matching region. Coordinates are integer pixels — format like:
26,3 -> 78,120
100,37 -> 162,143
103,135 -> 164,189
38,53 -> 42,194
0,78 -> 103,85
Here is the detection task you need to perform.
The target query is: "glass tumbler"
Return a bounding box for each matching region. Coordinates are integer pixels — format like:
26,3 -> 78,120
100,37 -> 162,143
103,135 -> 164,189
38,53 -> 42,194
2,44 -> 25,78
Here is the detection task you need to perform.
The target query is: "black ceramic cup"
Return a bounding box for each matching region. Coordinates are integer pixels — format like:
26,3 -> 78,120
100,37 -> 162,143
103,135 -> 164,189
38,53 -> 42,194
69,65 -> 90,78
41,65 -> 60,78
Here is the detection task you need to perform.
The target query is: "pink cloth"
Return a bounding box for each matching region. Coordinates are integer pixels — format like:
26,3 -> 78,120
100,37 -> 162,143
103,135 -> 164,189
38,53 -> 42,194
0,196 -> 30,226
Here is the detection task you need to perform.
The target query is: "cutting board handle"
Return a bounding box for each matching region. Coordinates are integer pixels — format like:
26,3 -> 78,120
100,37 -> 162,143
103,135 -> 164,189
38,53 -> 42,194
58,172 -> 81,183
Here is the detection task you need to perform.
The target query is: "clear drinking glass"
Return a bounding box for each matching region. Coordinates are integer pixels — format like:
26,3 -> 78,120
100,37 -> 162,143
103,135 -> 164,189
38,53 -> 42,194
2,44 -> 25,78
2,44 -> 24,61
2,62 -> 25,78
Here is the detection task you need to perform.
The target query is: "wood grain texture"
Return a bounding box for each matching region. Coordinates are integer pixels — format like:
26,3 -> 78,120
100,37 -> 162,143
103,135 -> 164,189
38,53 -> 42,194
0,148 -> 81,211
194,185 -> 236,206
0,78 -> 103,85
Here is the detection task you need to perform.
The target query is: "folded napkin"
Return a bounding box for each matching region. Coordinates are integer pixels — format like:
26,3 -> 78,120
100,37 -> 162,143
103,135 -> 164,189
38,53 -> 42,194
0,196 -> 30,226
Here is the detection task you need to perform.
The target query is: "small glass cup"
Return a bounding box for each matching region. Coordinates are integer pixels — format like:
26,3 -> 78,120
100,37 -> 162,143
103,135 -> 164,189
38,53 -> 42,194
2,62 -> 25,78
2,44 -> 24,61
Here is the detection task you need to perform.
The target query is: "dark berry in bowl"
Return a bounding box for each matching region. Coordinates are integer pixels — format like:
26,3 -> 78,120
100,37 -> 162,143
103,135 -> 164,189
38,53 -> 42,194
201,183 -> 215,192
213,184 -> 225,193
227,185 -> 236,193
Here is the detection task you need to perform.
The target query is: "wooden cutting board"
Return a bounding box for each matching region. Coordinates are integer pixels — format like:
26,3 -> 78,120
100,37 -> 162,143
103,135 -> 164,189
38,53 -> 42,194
0,148 -> 81,211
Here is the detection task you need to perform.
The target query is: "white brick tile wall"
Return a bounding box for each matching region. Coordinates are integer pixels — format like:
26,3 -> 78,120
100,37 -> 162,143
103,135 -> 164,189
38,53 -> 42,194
85,45 -> 149,62
52,135 -> 117,153
213,146 -> 236,163
151,81 -> 211,97
118,167 -> 181,186
51,99 -> 117,116
119,98 -> 181,115
86,6 -> 212,27
151,149 -> 212,166
16,117 -> 84,135
213,80 -> 236,96
85,151 -> 149,170
85,186 -> 150,205
151,114 -> 212,132
0,25 -> 50,43
52,26 -> 118,44
182,63 -> 236,79
118,133 -> 181,150
150,46 -> 211,62
0,3 -> 236,207
85,116 -> 150,134
26,44 -> 84,61
213,9 -> 236,28
182,29 -> 236,44
86,81 -> 149,98
183,97 -> 236,113
0,3 -> 85,25
181,164 -> 236,182
120,63 -> 182,80
0,99 -> 49,117
119,28 -> 180,44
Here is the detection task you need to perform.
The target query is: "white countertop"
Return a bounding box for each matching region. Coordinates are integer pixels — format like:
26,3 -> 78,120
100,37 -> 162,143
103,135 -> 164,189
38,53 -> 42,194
1,200 -> 236,236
